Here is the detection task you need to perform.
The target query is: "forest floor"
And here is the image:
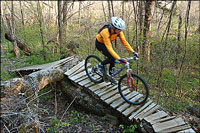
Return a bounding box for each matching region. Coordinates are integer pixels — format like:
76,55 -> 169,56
38,88 -> 123,132
1,54 -> 125,132
1,53 -> 199,132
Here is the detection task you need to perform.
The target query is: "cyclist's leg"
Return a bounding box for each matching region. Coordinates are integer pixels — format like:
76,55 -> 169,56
109,61 -> 115,75
95,39 -> 116,73
95,40 -> 115,67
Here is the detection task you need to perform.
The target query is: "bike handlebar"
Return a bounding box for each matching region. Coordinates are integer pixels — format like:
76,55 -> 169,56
126,56 -> 139,61
115,56 -> 138,64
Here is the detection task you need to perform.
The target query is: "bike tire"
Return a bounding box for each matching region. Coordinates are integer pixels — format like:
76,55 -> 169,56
85,55 -> 104,83
118,73 -> 149,105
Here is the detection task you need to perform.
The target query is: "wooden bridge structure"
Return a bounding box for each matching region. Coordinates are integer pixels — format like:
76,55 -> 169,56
64,60 -> 195,133
11,57 -> 195,132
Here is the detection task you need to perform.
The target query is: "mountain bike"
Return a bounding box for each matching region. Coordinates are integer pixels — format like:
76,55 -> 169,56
85,55 -> 149,105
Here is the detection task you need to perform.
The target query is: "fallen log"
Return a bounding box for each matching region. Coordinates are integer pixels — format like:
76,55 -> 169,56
1,68 -> 64,98
5,33 -> 31,56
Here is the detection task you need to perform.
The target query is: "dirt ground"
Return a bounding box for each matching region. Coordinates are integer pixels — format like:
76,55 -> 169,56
39,88 -> 123,132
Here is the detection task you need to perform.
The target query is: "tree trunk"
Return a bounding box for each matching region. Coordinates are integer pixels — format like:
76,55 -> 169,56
111,0 -> 115,16
107,0 -> 111,22
133,1 -> 140,76
142,0 -> 153,62
78,1 -> 82,28
176,0 -> 191,96
5,33 -> 31,55
157,1 -> 176,89
175,14 -> 182,69
8,1 -> 20,57
1,68 -> 64,98
121,1 -> 125,19
138,1 -> 144,49
37,1 -> 46,60
157,9 -> 164,37
58,1 -> 63,54
102,1 -> 107,22
63,1 -> 68,38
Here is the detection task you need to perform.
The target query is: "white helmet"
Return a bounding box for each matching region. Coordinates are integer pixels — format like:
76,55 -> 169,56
111,17 -> 125,30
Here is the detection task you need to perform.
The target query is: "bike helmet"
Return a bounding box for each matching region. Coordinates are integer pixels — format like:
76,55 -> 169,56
111,17 -> 125,30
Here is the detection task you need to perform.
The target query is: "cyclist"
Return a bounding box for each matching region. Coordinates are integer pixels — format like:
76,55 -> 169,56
95,17 -> 138,85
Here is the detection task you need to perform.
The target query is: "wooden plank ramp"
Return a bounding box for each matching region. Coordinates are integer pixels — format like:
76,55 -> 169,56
12,56 -> 74,72
64,60 -> 196,133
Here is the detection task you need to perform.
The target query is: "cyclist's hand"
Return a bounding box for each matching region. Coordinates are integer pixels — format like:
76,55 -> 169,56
133,52 -> 139,58
118,58 -> 127,63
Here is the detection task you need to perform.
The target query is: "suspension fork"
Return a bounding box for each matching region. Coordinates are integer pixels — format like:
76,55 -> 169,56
127,69 -> 135,91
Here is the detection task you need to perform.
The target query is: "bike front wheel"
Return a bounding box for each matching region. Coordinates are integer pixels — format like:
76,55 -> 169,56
85,55 -> 104,83
118,73 -> 149,105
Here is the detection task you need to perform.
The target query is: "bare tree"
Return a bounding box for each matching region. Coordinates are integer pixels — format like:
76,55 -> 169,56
7,1 -> 20,57
138,1 -> 144,52
176,0 -> 191,96
111,0 -> 115,16
121,1 -> 125,19
157,1 -> 176,88
175,14 -> 182,69
107,0 -> 111,21
133,1 -> 140,75
19,1 -> 27,44
78,1 -> 82,27
102,1 -> 107,22
58,1 -> 63,54
37,1 -> 46,60
142,0 -> 153,61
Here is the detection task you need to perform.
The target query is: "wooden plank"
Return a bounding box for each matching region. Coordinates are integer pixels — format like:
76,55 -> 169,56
105,94 -> 121,104
138,105 -> 160,120
110,92 -> 138,109
69,70 -> 87,81
97,85 -> 118,97
117,94 -> 143,113
85,82 -> 95,88
144,110 -> 168,123
69,63 -> 91,78
162,124 -> 191,133
134,102 -> 157,119
122,104 -> 141,117
152,118 -> 185,132
69,65 -> 85,78
79,74 -> 101,86
94,85 -> 113,95
75,75 -> 88,83
89,82 -> 110,92
79,78 -> 92,86
129,100 -> 153,120
177,128 -> 195,133
13,56 -> 74,71
54,56 -> 74,68
64,60 -> 85,76
151,116 -> 176,125
100,89 -> 118,100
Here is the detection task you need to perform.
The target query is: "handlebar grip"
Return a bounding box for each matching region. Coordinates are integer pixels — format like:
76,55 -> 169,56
133,56 -> 139,61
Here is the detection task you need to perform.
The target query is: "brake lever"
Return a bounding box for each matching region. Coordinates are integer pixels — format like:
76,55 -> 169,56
133,56 -> 139,61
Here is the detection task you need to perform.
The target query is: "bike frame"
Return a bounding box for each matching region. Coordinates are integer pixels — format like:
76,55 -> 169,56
110,57 -> 135,77
109,57 -> 137,91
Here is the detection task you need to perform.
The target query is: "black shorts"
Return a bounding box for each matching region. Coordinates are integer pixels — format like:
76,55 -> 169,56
95,39 -> 115,61
95,39 -> 115,70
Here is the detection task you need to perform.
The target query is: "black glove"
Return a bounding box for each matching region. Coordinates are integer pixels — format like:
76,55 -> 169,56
133,52 -> 139,58
118,58 -> 127,63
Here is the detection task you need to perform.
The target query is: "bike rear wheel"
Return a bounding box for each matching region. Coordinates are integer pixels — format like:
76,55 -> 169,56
118,73 -> 149,105
85,55 -> 104,83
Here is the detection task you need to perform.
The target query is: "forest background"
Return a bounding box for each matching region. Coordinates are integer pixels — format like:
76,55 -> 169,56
1,0 -> 199,121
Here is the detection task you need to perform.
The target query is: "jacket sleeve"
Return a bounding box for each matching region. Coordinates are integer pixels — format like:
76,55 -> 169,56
100,29 -> 120,59
119,32 -> 134,53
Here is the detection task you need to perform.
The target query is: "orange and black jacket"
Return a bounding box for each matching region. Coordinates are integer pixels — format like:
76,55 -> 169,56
96,27 -> 134,59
